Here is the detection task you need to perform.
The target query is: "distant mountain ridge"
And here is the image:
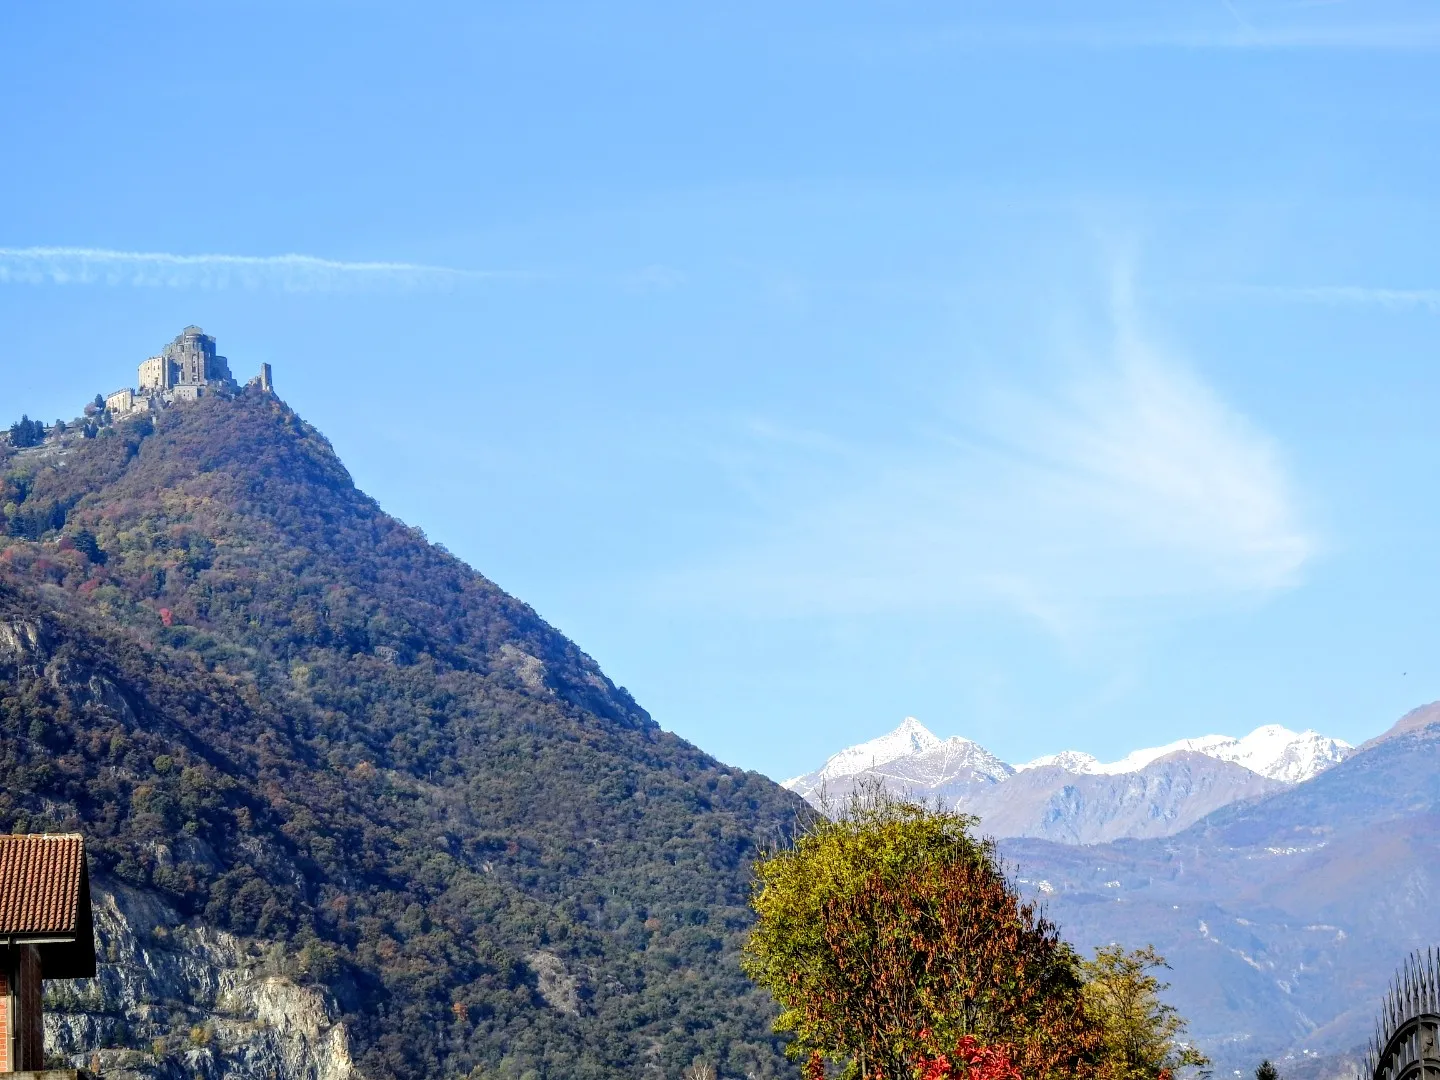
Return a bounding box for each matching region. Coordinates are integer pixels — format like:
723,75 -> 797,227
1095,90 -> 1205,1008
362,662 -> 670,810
998,701 -> 1440,1078
785,717 -> 1352,843
785,709 -> 1439,1077
1016,725 -> 1352,784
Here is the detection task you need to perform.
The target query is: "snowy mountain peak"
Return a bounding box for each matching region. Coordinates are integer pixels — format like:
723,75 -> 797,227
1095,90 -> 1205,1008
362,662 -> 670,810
784,716 -> 1356,842
788,716 -> 941,787
788,718 -> 1352,803
1015,725 -> 1350,783
1210,725 -> 1353,783
893,715 -> 941,748
1016,750 -> 1103,774
781,719 -> 1011,801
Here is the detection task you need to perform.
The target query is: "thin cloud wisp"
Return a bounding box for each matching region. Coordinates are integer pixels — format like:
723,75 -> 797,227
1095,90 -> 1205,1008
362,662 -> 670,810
0,246 -> 515,293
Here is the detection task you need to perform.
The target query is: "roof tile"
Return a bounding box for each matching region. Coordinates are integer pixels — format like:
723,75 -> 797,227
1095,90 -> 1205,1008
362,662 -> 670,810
0,834 -> 85,936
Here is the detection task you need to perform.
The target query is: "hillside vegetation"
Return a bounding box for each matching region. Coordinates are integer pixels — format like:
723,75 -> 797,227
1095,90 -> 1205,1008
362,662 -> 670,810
0,390 -> 805,1080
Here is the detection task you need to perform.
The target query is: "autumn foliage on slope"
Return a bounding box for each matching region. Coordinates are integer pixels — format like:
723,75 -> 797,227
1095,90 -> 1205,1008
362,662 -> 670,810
0,393 -> 805,1080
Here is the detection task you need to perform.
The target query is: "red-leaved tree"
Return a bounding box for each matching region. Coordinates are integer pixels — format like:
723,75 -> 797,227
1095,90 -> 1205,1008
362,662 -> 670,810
913,1035 -> 1022,1080
743,787 -> 1104,1080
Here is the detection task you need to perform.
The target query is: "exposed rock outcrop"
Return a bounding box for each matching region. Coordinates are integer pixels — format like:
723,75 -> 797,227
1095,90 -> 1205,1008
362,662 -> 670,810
524,950 -> 580,1016
0,616 -> 47,664
45,880 -> 359,1080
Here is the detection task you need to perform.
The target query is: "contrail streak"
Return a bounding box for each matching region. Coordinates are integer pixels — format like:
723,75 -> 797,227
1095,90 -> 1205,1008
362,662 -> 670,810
0,246 -> 521,292
1258,285 -> 1440,312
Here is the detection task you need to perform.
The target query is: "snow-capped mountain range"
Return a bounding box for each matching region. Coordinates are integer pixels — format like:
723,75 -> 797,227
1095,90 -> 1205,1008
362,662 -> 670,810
783,717 -> 1352,843
1015,725 -> 1349,784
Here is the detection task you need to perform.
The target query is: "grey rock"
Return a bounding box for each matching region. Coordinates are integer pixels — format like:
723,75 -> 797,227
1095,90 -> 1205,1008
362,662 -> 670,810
45,878 -> 361,1080
525,949 -> 581,1016
962,752 -> 1284,844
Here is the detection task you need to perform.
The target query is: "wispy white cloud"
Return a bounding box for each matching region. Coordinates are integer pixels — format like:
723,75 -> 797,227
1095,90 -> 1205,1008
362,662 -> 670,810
621,264 -> 688,293
1249,285 -> 1440,312
0,246 -> 521,292
855,2 -> 1440,54
920,22 -> 1440,52
1218,0 -> 1258,36
658,284 -> 1314,634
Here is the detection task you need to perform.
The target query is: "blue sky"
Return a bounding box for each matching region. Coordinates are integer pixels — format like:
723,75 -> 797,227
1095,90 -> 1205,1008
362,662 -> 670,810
2,1 -> 1438,780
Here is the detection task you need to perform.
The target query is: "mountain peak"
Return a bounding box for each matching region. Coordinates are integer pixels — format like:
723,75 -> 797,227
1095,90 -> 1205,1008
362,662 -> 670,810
787,718 -> 1354,837
823,715 -> 940,775
895,714 -> 938,743
1015,749 -> 1103,774
1015,724 -> 1351,784
0,384 -> 789,1079
781,717 -> 1019,799
1219,724 -> 1353,783
1361,700 -> 1440,749
782,716 -> 939,793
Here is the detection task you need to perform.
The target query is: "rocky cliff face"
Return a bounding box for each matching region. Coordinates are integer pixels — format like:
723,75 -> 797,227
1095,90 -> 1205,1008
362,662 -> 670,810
46,879 -> 358,1080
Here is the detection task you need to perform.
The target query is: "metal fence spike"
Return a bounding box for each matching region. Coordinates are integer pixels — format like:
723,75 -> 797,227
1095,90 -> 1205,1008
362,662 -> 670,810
1369,951 -> 1440,1080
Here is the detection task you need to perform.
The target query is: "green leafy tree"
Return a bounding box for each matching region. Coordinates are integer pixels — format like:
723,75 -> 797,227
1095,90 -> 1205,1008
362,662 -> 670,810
1255,1061 -> 1279,1080
70,528 -> 105,564
743,788 -> 1102,1080
1081,945 -> 1210,1080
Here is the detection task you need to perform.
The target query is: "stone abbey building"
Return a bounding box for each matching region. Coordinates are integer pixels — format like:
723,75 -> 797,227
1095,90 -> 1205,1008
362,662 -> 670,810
106,326 -> 272,416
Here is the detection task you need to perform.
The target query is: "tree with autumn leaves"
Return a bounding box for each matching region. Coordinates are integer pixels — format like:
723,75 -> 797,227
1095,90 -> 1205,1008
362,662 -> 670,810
1081,945 -> 1210,1080
743,789 -> 1207,1080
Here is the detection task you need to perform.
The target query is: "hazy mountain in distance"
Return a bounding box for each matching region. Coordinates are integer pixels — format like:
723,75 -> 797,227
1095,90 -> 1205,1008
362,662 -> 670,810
1017,724 -> 1354,784
787,707 -> 1436,1073
1000,701 -> 1440,1077
963,752 -> 1284,844
785,718 -> 1351,843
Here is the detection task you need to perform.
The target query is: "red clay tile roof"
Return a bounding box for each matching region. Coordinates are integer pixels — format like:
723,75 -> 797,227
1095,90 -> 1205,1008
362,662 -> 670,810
0,834 -> 86,936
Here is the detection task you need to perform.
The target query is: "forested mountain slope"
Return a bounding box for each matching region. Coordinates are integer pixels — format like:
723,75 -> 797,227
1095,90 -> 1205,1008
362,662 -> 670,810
0,390 -> 806,1080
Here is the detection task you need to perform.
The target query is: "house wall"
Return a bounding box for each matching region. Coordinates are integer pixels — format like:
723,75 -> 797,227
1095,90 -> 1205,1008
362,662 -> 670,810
0,947 -> 44,1072
18,946 -> 40,1071
1,960 -> 9,1072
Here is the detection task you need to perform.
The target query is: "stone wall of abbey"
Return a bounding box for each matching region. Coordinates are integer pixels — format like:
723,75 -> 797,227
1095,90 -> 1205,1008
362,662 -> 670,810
107,326 -> 272,416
